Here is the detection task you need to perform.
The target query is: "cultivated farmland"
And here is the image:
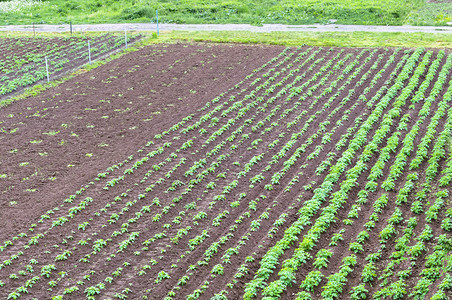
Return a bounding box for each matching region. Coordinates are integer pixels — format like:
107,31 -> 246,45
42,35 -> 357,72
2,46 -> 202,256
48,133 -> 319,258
0,33 -> 140,100
0,43 -> 451,300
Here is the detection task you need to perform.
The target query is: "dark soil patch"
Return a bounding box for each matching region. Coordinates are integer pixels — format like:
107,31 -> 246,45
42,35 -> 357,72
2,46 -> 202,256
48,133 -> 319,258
0,42 -> 283,241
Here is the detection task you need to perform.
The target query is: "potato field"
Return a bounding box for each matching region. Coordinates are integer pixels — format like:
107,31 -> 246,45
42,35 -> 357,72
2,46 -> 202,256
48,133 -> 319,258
0,42 -> 451,300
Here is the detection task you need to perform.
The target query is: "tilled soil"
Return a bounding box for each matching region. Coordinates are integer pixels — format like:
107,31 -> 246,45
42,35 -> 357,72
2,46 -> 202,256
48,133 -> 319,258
0,42 -> 283,241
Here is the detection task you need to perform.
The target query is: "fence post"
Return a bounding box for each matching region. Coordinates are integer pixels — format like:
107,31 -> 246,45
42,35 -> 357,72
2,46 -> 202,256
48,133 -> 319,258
88,40 -> 91,64
125,29 -> 128,48
45,56 -> 49,82
70,21 -> 72,35
156,10 -> 159,36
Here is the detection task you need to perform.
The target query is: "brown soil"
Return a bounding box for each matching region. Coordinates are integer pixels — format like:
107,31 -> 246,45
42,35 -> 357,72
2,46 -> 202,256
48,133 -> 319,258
0,42 -> 283,240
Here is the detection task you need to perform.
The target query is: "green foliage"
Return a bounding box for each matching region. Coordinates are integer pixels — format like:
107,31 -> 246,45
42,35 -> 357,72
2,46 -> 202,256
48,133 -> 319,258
350,284 -> 368,300
155,271 -> 170,283
361,263 -> 376,283
406,2 -> 452,26
0,0 -> 427,26
313,249 -> 333,269
349,242 -> 364,254
300,270 -> 323,292
211,264 -> 224,276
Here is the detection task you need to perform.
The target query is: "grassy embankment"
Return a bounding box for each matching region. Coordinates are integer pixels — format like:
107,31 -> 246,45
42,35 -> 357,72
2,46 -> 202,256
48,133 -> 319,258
0,0 -> 434,26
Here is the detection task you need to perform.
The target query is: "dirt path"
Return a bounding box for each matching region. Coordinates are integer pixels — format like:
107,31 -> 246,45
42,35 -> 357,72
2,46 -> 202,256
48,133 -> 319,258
1,23 -> 452,33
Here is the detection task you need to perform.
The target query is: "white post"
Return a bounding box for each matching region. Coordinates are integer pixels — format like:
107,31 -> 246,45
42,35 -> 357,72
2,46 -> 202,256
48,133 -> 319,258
45,56 -> 50,82
125,29 -> 128,49
88,40 -> 91,64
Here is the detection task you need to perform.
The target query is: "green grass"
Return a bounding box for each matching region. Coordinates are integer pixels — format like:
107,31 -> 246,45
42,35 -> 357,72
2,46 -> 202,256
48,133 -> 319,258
160,30 -> 452,48
0,0 -> 428,26
406,1 -> 452,26
3,29 -> 451,49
